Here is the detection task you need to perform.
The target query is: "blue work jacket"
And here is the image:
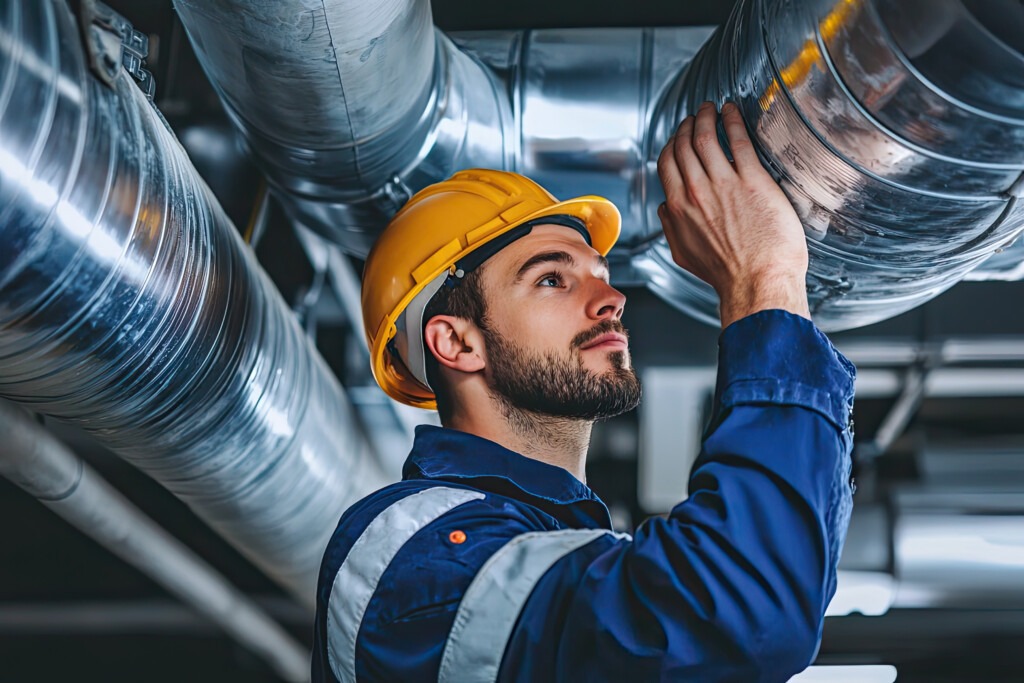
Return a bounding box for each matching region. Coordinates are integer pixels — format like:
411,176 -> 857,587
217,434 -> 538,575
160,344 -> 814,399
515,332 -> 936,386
313,310 -> 856,682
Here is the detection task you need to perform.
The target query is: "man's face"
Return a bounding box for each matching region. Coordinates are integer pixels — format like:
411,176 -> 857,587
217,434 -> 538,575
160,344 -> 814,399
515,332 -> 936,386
476,224 -> 641,420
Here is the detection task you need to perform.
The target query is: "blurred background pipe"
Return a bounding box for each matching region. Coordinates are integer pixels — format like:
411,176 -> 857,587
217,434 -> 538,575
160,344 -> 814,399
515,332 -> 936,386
0,400 -> 310,682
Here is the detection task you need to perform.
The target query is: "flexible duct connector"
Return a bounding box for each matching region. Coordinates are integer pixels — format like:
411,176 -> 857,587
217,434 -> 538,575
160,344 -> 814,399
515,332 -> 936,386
646,0 -> 1024,329
0,0 -> 386,603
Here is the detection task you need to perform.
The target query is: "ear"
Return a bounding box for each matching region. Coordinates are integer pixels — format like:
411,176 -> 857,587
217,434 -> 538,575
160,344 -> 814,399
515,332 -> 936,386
423,315 -> 486,374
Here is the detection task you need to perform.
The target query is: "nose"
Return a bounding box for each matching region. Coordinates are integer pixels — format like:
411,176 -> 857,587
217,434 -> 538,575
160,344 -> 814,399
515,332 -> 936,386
588,278 -> 626,321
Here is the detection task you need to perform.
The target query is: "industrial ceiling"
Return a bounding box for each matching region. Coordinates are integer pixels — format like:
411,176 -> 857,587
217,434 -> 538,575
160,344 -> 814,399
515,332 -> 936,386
2,1 -> 1023,681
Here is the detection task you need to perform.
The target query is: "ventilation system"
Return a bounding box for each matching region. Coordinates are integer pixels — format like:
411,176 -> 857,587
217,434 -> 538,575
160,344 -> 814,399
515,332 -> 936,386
174,0 -> 1024,330
2,0 -> 1023,615
0,0 -> 387,604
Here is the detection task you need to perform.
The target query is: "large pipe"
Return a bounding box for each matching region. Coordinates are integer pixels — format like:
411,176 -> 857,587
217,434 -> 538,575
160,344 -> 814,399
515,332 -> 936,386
0,401 -> 309,682
650,0 -> 1024,329
0,0 -> 387,604
176,0 -> 1024,333
173,0 -> 510,256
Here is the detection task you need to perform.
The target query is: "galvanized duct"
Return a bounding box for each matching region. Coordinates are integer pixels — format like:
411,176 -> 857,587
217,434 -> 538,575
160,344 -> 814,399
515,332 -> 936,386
0,0 -> 386,604
173,0 -> 510,257
649,0 -> 1024,329
177,0 -> 1024,332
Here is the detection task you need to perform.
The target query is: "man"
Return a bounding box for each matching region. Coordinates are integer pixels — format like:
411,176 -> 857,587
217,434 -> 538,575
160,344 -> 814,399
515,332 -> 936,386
312,102 -> 855,682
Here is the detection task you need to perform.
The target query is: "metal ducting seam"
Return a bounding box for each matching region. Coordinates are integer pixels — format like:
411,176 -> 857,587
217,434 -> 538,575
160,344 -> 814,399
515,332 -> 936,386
0,0 -> 386,604
646,0 -> 1024,330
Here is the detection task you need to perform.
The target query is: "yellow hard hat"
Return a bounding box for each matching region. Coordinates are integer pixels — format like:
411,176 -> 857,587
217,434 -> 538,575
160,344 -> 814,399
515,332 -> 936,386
361,168 -> 621,409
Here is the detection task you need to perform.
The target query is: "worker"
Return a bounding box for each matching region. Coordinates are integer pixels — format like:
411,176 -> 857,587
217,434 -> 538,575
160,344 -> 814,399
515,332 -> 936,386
312,102 -> 855,682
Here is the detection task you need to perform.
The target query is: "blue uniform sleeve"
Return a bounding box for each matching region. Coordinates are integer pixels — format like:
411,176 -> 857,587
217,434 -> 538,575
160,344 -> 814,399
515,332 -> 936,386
500,310 -> 856,682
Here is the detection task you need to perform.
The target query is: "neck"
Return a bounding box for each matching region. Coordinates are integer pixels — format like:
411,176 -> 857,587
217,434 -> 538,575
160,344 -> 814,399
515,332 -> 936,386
448,400 -> 593,482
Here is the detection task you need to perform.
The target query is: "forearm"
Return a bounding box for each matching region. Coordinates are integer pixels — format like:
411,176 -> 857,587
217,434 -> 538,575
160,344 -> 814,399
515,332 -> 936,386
669,310 -> 855,672
718,274 -> 810,329
657,102 -> 813,331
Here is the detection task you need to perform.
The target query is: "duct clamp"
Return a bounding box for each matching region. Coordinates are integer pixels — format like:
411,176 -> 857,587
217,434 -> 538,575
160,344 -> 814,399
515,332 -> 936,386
73,0 -> 156,100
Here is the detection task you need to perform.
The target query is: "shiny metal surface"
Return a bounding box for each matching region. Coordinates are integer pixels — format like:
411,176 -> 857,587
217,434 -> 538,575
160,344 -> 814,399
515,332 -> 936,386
280,32 -> 512,255
966,230 -> 1024,280
842,0 -> 1024,163
457,28 -> 713,252
0,401 -> 309,682
186,0 -> 1024,331
175,1 -> 510,256
174,0 -> 436,187
0,0 -> 386,603
645,0 -> 1024,329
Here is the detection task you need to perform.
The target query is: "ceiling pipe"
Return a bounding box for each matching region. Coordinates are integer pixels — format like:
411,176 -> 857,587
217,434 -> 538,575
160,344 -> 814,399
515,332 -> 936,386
650,0 -> 1024,329
176,0 -> 1024,332
0,0 -> 387,605
0,401 -> 309,682
173,0 -> 511,257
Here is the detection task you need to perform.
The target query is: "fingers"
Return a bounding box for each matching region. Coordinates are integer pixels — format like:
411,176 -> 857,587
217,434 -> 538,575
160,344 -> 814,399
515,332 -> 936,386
672,114 -> 709,191
657,124 -> 686,203
659,101 -> 758,209
657,115 -> 705,206
691,102 -> 736,181
720,102 -> 762,175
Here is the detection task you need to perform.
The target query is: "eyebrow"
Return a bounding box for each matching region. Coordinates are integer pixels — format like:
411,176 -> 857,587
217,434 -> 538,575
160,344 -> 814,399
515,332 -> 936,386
513,250 -> 609,283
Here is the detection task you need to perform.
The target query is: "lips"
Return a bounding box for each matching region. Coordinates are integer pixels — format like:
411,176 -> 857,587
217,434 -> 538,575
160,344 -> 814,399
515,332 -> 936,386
580,332 -> 629,351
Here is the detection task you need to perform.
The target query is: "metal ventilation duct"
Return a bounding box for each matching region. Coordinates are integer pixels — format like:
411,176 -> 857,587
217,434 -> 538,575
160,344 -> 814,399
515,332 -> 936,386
0,0 -> 386,604
177,0 -> 1024,332
173,0 -> 510,257
652,0 -> 1024,329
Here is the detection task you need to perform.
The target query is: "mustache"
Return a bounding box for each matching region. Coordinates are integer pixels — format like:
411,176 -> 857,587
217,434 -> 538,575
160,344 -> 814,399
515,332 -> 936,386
572,319 -> 629,349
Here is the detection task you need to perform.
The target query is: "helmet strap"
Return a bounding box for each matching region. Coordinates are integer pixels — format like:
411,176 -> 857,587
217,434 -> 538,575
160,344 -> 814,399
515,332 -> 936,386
446,214 -> 591,287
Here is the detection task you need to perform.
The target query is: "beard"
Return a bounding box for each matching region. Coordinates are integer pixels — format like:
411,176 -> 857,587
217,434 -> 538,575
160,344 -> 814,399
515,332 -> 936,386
482,319 -> 642,421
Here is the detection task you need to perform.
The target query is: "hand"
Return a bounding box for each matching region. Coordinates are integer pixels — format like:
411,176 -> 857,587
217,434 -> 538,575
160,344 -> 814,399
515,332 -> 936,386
656,101 -> 810,328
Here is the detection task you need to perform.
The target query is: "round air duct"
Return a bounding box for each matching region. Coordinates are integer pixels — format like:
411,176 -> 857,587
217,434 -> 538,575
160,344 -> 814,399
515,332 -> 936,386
644,0 -> 1024,330
0,0 -> 385,603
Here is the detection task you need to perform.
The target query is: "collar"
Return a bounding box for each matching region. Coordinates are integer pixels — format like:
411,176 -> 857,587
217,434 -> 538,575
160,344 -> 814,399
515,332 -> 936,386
402,425 -> 613,530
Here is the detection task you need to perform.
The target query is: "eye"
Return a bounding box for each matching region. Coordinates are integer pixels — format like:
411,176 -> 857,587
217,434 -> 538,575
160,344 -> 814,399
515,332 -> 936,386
537,271 -> 564,288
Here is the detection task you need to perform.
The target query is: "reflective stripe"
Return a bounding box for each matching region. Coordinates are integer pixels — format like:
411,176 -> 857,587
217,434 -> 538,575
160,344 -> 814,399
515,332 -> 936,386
438,528 -> 631,683
326,487 -> 485,683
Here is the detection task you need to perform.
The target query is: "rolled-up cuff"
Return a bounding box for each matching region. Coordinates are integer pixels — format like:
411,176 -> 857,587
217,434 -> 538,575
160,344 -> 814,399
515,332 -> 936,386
712,310 -> 856,433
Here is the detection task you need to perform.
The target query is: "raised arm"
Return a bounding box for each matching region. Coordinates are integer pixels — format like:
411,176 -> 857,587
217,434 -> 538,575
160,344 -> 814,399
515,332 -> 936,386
496,104 -> 856,680
492,310 -> 856,681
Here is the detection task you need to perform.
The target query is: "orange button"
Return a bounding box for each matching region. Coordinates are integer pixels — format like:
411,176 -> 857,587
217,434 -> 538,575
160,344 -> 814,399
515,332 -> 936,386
448,530 -> 467,544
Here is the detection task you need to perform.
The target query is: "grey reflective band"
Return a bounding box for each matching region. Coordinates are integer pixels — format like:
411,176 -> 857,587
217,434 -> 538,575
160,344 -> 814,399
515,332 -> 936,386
398,270 -> 449,390
438,528 -> 631,683
327,487 -> 485,683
